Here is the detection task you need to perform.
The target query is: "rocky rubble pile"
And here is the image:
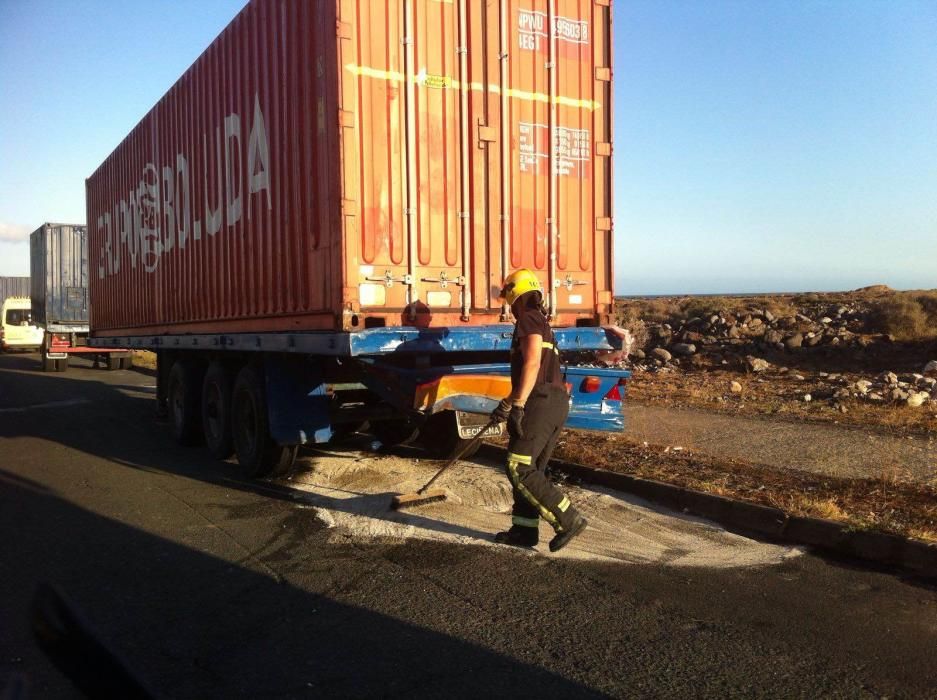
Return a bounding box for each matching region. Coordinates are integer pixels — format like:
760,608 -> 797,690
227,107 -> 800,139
797,364 -> 937,409
631,302 -> 889,368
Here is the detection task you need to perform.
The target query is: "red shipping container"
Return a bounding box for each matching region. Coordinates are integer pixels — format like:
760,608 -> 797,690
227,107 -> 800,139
86,0 -> 614,337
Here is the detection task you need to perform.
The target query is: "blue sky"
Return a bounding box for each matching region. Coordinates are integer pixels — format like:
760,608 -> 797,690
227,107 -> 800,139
0,0 -> 934,294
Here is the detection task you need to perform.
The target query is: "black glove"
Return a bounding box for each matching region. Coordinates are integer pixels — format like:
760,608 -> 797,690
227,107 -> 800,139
491,398 -> 512,423
508,404 -> 526,439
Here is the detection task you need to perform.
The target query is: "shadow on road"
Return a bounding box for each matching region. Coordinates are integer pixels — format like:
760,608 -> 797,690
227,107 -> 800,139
0,467 -> 602,698
0,356 -> 602,697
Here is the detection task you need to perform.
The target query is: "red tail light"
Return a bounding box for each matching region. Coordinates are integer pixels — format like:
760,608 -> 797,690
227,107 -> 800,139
581,376 -> 602,393
603,378 -> 629,401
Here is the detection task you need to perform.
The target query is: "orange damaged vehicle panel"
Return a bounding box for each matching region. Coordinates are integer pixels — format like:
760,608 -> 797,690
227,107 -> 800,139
86,0 -> 613,337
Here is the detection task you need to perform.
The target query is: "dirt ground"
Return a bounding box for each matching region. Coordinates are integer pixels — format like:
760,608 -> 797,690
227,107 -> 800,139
629,362 -> 937,437
576,291 -> 937,543
552,430 -> 937,544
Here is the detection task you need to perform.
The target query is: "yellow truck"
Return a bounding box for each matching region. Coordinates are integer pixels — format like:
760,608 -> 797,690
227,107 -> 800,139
1,296 -> 43,352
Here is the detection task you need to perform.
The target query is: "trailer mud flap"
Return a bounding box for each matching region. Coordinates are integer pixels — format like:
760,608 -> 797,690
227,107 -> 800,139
264,357 -> 332,446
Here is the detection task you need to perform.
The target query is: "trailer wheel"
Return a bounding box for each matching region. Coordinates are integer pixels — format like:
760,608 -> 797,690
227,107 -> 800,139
168,361 -> 203,446
419,412 -> 482,460
106,355 -> 121,371
232,365 -> 297,478
202,363 -> 234,460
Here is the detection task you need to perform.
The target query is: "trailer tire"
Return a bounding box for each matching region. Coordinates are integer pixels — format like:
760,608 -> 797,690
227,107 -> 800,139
106,355 -> 121,371
232,365 -> 297,478
168,361 -> 203,446
202,362 -> 234,460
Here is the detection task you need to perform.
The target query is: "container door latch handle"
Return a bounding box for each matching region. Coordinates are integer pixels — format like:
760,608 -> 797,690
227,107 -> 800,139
419,271 -> 466,289
367,270 -> 413,288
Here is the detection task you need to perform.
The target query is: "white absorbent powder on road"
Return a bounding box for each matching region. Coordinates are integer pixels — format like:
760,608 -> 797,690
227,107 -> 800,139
283,447 -> 801,568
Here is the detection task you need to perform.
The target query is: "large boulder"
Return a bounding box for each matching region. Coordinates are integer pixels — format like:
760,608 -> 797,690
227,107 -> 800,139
924,360 -> 937,376
671,343 -> 697,356
784,333 -> 804,350
651,347 -> 672,363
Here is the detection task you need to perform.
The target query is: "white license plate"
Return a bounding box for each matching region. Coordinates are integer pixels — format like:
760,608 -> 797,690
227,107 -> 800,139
455,411 -> 503,440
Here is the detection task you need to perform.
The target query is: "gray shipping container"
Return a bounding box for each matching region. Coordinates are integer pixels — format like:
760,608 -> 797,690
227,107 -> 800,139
0,276 -> 30,301
30,223 -> 89,329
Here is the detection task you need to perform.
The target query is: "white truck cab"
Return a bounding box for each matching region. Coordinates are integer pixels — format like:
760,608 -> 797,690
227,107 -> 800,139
1,297 -> 44,351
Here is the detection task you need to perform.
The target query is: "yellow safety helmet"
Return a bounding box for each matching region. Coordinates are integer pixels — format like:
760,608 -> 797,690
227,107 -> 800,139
500,268 -> 543,305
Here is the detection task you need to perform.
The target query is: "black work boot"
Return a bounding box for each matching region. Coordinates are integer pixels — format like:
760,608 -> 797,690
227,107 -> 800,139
549,515 -> 588,553
494,527 -> 538,548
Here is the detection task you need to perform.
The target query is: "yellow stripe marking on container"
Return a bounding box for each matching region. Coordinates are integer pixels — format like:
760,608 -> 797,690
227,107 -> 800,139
345,64 -> 601,111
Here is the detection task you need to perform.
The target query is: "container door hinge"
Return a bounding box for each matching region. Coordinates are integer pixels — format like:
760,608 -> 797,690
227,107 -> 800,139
477,121 -> 497,144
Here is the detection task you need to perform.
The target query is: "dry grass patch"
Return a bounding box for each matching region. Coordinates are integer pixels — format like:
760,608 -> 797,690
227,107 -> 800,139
868,291 -> 937,341
553,432 -> 937,544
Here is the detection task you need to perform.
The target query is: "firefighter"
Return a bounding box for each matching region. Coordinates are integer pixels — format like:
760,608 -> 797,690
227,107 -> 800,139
490,268 -> 588,552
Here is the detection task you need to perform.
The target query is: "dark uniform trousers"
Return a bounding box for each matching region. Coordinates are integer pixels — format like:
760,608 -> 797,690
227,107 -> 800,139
505,383 -> 580,539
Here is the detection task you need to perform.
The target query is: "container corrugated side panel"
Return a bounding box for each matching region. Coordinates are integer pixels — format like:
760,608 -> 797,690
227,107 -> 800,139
0,277 -> 30,300
88,0 -> 613,337
87,1 -> 342,336
29,224 -> 89,326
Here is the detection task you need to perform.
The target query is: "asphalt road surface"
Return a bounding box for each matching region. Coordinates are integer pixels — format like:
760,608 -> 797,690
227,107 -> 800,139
1,352 -> 936,698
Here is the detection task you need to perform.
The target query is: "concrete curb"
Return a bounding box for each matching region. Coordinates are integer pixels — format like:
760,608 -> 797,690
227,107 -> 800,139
478,445 -> 937,580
